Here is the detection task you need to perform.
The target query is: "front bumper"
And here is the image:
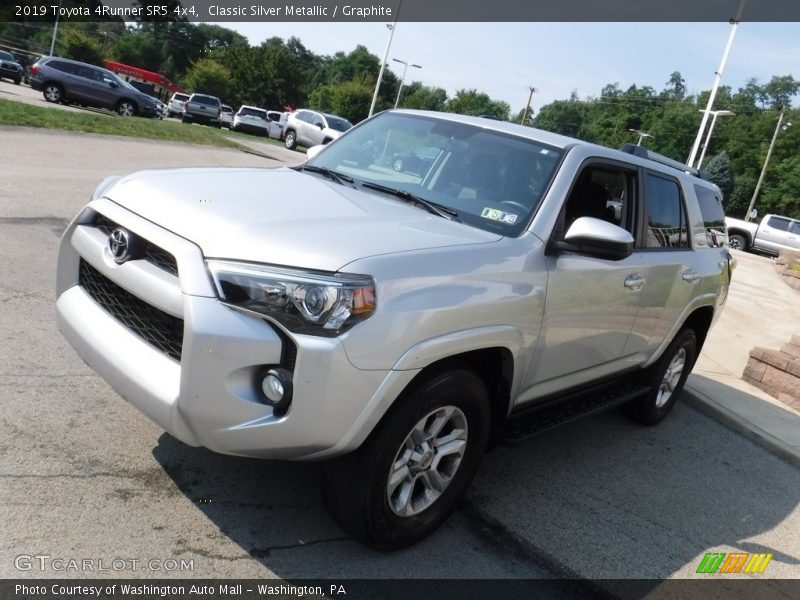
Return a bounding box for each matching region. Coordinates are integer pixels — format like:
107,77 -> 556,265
56,199 -> 414,460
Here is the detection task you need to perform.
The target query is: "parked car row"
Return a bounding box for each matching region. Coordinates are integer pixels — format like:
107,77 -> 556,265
0,49 -> 24,85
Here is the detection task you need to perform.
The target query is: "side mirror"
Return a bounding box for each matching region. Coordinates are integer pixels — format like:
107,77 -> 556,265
109,81 -> 118,88
556,217 -> 634,260
306,145 -> 324,160
316,123 -> 324,130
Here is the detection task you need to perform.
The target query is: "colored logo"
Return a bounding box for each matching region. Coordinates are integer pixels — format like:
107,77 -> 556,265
696,552 -> 773,574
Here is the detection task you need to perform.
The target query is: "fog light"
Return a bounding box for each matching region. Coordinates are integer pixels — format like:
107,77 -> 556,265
260,367 -> 293,415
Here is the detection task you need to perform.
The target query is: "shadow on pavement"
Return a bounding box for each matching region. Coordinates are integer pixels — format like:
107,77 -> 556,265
151,385 -> 800,585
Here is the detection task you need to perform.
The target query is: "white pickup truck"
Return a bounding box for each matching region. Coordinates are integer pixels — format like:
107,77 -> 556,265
725,214 -> 800,255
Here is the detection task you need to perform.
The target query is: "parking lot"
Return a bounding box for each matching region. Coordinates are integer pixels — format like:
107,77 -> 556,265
1,126 -> 800,588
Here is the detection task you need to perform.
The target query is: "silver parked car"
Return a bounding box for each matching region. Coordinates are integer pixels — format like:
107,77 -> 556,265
56,110 -> 731,550
283,109 -> 352,150
28,56 -> 161,117
231,105 -> 269,135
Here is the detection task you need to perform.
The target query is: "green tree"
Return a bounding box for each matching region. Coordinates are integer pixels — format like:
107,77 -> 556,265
703,152 -> 734,200
181,59 -> 230,100
58,28 -> 105,65
399,83 -> 447,111
445,89 -> 510,119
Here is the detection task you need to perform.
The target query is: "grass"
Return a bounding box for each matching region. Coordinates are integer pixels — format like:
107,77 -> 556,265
0,96 -> 284,150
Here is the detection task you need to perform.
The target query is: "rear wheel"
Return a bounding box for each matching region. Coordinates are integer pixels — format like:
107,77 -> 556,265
43,83 -> 63,103
624,329 -> 696,425
728,234 -> 747,251
284,130 -> 297,150
14,76 -> 21,85
323,367 -> 490,550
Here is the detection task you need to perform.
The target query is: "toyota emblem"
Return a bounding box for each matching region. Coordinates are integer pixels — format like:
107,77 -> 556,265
108,228 -> 131,263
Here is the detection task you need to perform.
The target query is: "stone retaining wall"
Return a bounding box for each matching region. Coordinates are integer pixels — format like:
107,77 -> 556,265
776,249 -> 800,291
743,337 -> 800,410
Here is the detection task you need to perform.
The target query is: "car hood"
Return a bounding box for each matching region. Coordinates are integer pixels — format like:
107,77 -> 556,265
104,167 -> 501,272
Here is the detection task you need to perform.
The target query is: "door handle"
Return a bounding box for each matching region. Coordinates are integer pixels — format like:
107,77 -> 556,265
624,273 -> 645,291
682,269 -> 700,284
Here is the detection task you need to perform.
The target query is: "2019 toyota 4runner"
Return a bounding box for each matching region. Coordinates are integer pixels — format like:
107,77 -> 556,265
56,110 -> 732,549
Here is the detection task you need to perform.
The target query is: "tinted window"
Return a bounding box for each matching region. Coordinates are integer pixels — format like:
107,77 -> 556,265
191,95 -> 220,107
173,93 -> 189,102
325,114 -> 353,132
694,184 -> 726,247
792,222 -> 800,235
0,51 -> 15,61
644,174 -> 688,249
295,111 -> 313,123
766,216 -> 791,232
562,167 -> 635,235
48,60 -> 78,74
239,107 -> 266,118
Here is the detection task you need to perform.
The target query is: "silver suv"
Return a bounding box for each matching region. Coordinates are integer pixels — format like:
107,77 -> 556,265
28,57 -> 161,117
56,110 -> 731,549
283,109 -> 353,150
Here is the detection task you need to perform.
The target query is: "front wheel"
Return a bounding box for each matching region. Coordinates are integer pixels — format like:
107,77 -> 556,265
323,367 -> 490,550
624,329 -> 696,425
117,100 -> 137,117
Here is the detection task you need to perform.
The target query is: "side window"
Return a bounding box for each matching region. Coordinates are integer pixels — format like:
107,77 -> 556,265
312,114 -> 325,127
296,111 -> 311,123
791,222 -> 800,235
51,61 -> 78,75
766,216 -> 791,232
644,173 -> 689,249
561,166 -> 635,236
694,184 -> 726,248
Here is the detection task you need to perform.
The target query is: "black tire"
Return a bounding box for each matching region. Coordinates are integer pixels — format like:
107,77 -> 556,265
728,234 -> 747,251
43,82 -> 63,103
323,367 -> 490,550
116,100 -> 137,117
624,329 -> 697,425
14,77 -> 21,85
284,130 -> 297,150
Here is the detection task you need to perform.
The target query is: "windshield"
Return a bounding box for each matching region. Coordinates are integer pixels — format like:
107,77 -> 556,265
0,51 -> 15,61
239,107 -> 266,118
307,112 -> 563,235
325,115 -> 353,132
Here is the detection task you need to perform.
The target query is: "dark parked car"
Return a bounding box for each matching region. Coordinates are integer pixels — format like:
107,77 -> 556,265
0,50 -> 23,85
28,57 -> 161,117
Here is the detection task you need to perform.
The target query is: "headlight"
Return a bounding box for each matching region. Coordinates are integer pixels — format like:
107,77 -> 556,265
207,260 -> 376,336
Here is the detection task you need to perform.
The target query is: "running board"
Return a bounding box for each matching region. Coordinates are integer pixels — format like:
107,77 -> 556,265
502,382 -> 649,445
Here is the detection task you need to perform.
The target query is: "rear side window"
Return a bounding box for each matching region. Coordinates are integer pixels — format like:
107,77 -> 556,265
766,216 -> 791,232
239,107 -> 266,118
48,60 -> 78,74
694,185 -> 727,248
644,173 -> 688,249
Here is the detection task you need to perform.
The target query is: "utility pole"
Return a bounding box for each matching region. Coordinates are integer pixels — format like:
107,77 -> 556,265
520,86 -> 536,125
745,109 -> 790,222
686,0 -> 746,167
49,0 -> 63,56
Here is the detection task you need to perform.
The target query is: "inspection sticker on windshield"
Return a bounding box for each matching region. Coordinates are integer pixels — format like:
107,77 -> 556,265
481,207 -> 518,224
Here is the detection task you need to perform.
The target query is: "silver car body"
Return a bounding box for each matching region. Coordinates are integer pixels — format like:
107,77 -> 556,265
285,109 -> 353,147
56,110 -> 730,461
726,214 -> 800,255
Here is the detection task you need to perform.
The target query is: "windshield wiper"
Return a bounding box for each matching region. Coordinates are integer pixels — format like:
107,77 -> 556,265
297,165 -> 354,186
359,181 -> 460,221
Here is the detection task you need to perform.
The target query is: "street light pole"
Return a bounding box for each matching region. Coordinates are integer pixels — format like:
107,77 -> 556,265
686,0 -> 746,167
745,109 -> 790,222
629,129 -> 653,146
392,58 -> 421,109
368,0 -> 402,118
49,0 -> 63,56
520,85 -> 536,125
696,109 -> 735,168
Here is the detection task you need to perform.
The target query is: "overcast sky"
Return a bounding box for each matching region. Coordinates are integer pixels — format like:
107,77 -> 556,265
223,21 -> 800,113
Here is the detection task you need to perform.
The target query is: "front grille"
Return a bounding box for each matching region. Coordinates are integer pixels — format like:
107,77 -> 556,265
79,259 -> 184,361
93,214 -> 179,276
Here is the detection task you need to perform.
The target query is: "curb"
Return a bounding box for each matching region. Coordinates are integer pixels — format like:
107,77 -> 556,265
684,382 -> 800,470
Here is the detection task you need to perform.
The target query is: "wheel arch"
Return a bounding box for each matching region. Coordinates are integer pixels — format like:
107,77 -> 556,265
727,227 -> 752,248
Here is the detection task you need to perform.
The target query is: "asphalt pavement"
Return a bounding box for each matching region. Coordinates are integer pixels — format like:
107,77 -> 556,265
1,125 -> 799,585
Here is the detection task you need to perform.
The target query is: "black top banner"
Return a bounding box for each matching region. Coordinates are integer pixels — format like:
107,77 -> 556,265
3,0 -> 800,23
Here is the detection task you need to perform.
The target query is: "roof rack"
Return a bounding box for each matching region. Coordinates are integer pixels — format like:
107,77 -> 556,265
619,143 -> 707,179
